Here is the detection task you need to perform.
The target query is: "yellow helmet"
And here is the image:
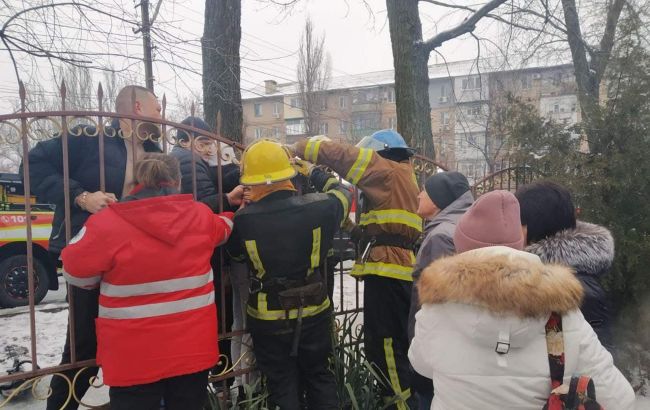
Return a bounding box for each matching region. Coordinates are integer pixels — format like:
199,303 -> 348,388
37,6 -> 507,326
240,139 -> 297,185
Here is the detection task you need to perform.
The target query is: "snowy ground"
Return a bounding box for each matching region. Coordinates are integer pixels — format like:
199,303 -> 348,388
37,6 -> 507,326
1,272 -> 648,409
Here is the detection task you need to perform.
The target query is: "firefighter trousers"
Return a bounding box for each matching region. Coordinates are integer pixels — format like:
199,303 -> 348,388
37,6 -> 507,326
108,369 -> 208,410
249,312 -> 339,409
364,275 -> 416,410
46,284 -> 100,410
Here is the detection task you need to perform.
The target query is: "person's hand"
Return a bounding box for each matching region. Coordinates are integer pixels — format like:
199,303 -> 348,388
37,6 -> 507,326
76,191 -> 117,214
292,159 -> 315,177
226,185 -> 245,207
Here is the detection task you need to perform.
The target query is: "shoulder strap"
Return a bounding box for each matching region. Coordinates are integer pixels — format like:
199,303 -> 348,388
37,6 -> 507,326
545,312 -> 565,390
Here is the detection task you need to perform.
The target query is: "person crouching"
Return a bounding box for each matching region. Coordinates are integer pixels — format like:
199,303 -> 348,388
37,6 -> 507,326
61,153 -> 235,410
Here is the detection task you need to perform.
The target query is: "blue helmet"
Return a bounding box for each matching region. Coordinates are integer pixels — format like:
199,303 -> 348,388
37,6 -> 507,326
356,129 -> 415,155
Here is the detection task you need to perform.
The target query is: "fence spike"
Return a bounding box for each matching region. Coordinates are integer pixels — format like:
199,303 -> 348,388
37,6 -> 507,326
97,82 -> 104,111
18,81 -> 26,112
190,101 -> 195,117
161,93 -> 167,119
216,111 -> 222,137
60,80 -> 67,110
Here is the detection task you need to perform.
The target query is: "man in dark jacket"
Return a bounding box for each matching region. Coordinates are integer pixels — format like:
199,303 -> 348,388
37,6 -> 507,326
516,181 -> 614,350
407,172 -> 473,409
25,85 -> 162,410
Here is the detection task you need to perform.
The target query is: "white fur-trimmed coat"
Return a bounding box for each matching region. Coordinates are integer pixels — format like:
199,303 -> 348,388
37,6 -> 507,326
408,246 -> 635,410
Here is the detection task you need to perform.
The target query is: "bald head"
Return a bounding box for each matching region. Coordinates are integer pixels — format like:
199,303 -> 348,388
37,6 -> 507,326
115,85 -> 158,115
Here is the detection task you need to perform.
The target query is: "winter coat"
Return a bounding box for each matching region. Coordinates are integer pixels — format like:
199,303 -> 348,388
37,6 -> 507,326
296,139 -> 421,282
409,246 -> 635,410
407,190 -> 474,342
526,221 -> 615,350
170,145 -> 240,212
24,119 -> 161,262
61,187 -> 234,387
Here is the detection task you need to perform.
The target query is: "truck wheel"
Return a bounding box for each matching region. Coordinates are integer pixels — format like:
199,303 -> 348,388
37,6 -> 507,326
0,255 -> 50,308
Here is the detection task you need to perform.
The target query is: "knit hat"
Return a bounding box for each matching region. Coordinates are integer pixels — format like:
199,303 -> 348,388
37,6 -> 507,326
424,172 -> 470,210
177,116 -> 212,142
453,190 -> 524,253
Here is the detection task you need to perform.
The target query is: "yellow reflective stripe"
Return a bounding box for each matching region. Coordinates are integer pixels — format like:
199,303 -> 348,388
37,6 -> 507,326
245,240 -> 265,279
350,261 -> 414,282
305,140 -> 322,163
384,338 -> 410,410
323,177 -> 339,192
329,190 -> 350,223
359,209 -> 423,232
411,172 -> 418,187
311,227 -> 321,269
345,148 -> 372,185
247,292 -> 331,320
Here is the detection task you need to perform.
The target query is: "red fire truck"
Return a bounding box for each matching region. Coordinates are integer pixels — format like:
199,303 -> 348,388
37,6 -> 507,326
0,173 -> 56,308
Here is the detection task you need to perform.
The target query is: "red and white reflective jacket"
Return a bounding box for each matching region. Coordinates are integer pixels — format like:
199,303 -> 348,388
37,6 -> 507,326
61,192 -> 233,387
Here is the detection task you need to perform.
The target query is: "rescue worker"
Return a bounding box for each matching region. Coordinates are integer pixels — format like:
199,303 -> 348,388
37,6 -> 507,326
228,139 -> 351,409
61,153 -> 234,409
289,129 -> 421,410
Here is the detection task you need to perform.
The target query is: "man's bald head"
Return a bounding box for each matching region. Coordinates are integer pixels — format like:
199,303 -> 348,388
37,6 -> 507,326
115,85 -> 157,115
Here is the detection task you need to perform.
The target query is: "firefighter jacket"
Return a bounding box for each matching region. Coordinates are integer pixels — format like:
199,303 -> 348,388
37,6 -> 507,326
228,169 -> 351,332
295,140 -> 421,282
60,187 -> 234,387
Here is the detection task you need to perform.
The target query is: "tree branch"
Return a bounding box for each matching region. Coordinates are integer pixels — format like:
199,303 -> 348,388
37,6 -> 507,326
420,0 -> 509,53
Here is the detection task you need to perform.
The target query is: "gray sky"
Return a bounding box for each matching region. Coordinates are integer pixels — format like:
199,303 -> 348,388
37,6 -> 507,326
0,0 -> 488,114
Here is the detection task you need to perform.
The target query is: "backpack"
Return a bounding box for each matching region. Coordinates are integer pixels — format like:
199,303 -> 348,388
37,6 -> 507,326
543,312 -> 604,410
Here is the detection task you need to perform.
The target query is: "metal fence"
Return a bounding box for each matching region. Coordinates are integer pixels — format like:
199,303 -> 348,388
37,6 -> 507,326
0,81 -> 538,409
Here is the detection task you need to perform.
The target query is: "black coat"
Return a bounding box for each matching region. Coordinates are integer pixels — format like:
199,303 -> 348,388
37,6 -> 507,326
24,119 -> 161,275
170,146 -> 240,213
527,221 -> 615,350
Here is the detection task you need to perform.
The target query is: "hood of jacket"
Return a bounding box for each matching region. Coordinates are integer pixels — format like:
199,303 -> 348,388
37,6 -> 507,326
109,193 -> 199,245
419,246 -> 584,318
526,221 -> 614,277
423,190 -> 474,236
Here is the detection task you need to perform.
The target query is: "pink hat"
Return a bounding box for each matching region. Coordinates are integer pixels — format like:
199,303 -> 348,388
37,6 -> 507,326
453,190 -> 524,253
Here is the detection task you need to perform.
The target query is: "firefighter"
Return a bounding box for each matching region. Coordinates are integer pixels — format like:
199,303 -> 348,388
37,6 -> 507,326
228,139 -> 351,409
289,129 -> 421,410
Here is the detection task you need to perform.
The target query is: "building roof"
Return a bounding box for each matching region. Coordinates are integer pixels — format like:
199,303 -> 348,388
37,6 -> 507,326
241,57 -> 571,100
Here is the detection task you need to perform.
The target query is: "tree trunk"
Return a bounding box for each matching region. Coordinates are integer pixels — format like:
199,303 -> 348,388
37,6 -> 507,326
202,0 -> 243,143
386,0 -> 435,159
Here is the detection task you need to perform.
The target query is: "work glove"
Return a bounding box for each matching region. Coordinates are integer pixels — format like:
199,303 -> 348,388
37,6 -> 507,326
292,158 -> 315,177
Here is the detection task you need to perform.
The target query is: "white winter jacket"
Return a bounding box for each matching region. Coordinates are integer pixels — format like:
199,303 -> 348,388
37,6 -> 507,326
408,246 -> 635,410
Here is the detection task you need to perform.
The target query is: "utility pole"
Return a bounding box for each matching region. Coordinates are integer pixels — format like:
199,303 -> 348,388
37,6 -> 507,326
136,0 -> 155,91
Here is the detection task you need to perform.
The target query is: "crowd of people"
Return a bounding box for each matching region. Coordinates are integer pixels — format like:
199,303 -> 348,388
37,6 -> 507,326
24,85 -> 637,410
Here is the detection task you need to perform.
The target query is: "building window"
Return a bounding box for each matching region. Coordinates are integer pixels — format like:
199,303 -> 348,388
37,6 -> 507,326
352,112 -> 381,131
571,103 -> 577,112
272,103 -> 280,118
554,104 -> 560,113
273,126 -> 281,138
386,88 -> 395,103
461,76 -> 481,90
521,75 -> 532,90
286,119 -> 305,135
339,121 -> 347,134
254,103 -> 263,117
388,117 -> 396,130
319,122 -> 329,135
352,88 -> 380,105
339,96 -> 347,109
254,128 -> 263,139
466,105 -> 481,117
439,85 -> 450,103
440,112 -> 450,129
290,97 -> 302,109
552,72 -> 562,86
320,97 -> 328,111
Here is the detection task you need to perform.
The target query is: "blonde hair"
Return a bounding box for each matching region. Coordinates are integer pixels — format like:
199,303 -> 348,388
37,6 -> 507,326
134,153 -> 181,189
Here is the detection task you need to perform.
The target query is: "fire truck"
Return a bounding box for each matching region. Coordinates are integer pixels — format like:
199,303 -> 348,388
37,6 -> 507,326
0,174 -> 55,308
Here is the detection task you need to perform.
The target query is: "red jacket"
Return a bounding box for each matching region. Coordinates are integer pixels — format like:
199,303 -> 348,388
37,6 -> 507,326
61,193 -> 233,387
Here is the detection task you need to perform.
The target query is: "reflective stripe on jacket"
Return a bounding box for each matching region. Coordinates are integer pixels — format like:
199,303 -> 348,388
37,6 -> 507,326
61,193 -> 233,387
297,140 -> 421,282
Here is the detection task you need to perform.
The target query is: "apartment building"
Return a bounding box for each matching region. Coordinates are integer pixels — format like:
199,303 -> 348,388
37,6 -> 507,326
241,59 -> 579,178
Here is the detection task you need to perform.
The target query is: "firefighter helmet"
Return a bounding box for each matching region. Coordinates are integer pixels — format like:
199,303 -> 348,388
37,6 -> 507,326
356,129 -> 415,155
240,139 -> 297,185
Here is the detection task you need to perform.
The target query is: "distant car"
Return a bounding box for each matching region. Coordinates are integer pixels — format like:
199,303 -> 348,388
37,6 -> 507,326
0,173 -> 56,308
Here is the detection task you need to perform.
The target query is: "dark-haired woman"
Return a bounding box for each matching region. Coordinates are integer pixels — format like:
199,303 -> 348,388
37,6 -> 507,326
516,181 -> 615,350
61,153 -> 234,410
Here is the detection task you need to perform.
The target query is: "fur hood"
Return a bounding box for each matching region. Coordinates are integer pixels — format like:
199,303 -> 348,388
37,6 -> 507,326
418,246 -> 583,318
526,221 -> 614,277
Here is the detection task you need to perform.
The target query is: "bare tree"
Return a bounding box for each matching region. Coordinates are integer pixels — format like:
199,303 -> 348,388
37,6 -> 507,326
385,0 -> 508,159
202,0 -> 243,142
297,18 -> 331,137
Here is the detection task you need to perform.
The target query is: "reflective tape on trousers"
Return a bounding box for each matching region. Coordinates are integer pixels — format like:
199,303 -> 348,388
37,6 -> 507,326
98,291 -> 215,319
100,269 -> 213,298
